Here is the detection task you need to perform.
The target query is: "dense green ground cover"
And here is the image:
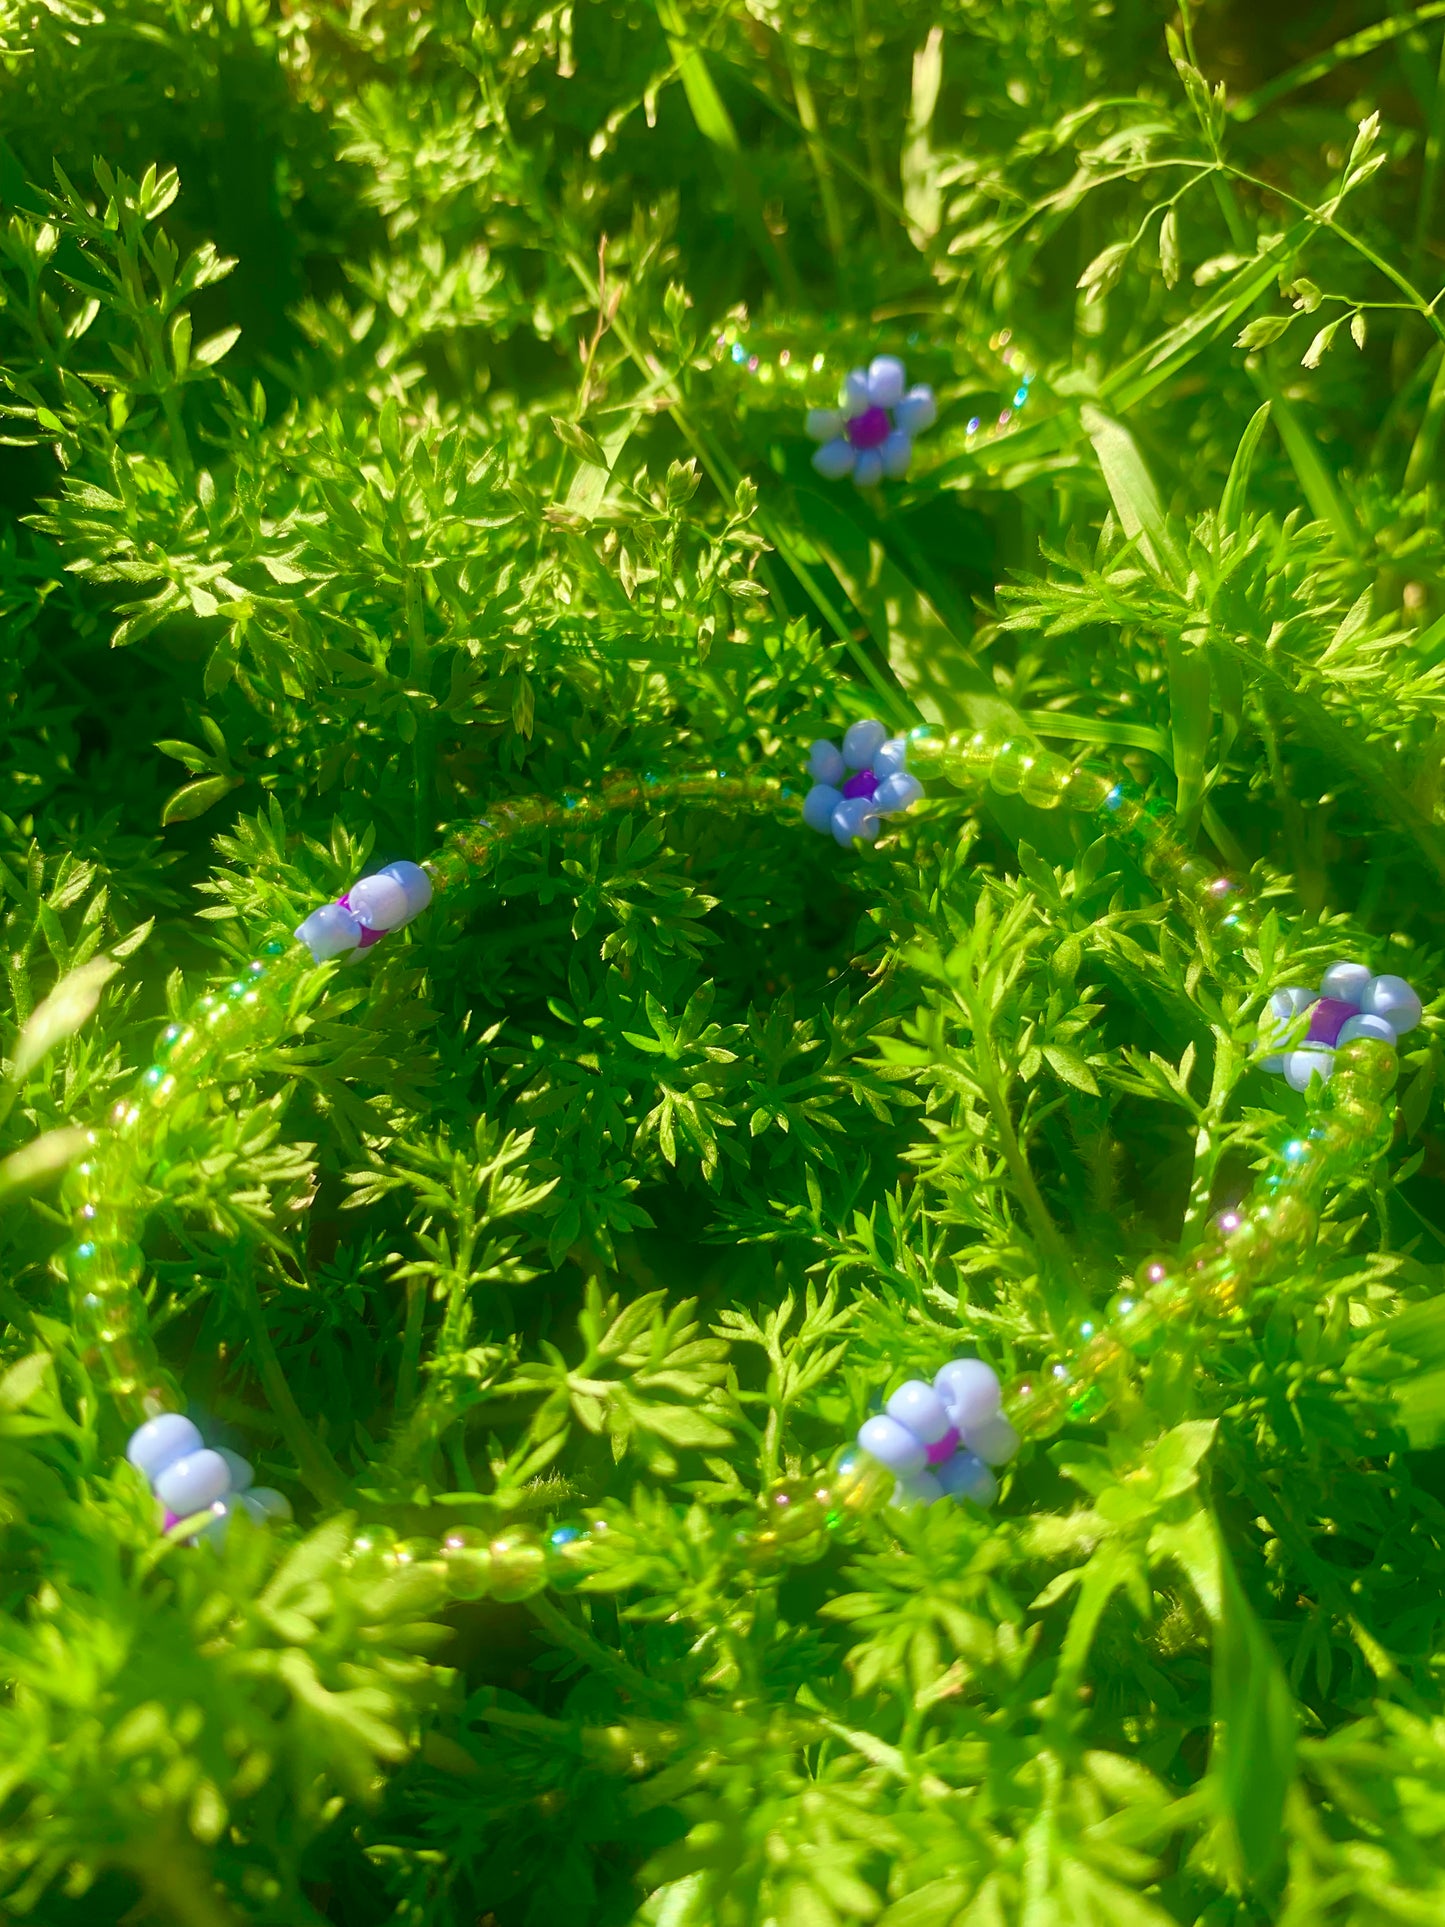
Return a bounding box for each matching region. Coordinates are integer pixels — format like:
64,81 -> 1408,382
4,0 -> 1445,1921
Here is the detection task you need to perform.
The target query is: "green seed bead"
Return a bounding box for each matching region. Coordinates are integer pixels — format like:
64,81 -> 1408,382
1063,764 -> 1113,812
1007,1371 -> 1070,1439
753,1478 -> 831,1565
1330,1038 -> 1398,1103
1106,1289 -> 1163,1354
906,724 -> 947,773
1100,776 -> 1145,829
440,1526 -> 494,1600
830,1448 -> 893,1521
544,1521 -> 596,1591
1019,748 -> 1072,810
988,739 -> 1038,797
64,1238 -> 144,1291
487,1526 -> 549,1602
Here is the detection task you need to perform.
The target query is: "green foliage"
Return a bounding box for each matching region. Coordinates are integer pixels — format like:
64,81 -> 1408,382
3,0 -> 1445,1921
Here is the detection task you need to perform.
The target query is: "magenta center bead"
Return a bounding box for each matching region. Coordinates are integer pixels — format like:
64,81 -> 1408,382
356,926 -> 385,950
846,405 -> 891,450
1306,997 -> 1357,1047
925,1427 -> 959,1465
842,769 -> 879,800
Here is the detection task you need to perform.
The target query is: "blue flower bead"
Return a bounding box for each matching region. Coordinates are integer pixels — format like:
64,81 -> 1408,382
802,718 -> 924,846
854,1356 -> 1017,1510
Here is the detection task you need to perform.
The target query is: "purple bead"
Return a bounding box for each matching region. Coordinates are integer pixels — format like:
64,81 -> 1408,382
356,926 -> 385,950
163,1510 -> 180,1531
846,405 -> 891,450
1306,997 -> 1359,1047
842,769 -> 879,800
925,1426 -> 960,1465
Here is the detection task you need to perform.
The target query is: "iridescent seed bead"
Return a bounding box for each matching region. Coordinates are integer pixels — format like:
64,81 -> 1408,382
64,1238 -> 145,1291
951,730 -> 1005,785
1173,857 -> 1219,895
1019,749 -> 1071,810
830,1448 -> 893,1521
906,724 -> 947,773
1101,778 -> 1145,829
440,1526 -> 493,1600
1106,1289 -> 1163,1353
1007,1372 -> 1070,1439
1249,1191 -> 1318,1261
988,740 -> 1037,797
602,773 -> 643,810
1331,1038 -> 1398,1102
259,938 -> 287,958
1073,1331 -> 1129,1388
1063,765 -> 1113,812
753,1478 -> 831,1565
544,1521 -> 594,1590
487,1526 -> 549,1602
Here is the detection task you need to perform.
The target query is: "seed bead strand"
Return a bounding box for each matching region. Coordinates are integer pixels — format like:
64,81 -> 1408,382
55,744 -> 1405,1591
58,766 -> 794,1414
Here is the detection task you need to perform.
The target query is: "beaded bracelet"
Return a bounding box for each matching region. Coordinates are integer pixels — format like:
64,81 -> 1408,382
56,723 -> 1410,1594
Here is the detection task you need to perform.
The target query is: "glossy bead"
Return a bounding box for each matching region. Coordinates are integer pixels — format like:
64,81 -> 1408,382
803,784 -> 842,834
856,1414 -> 927,1479
867,356 -> 906,408
1006,1374 -> 1069,1439
154,1448 -> 232,1515
1019,750 -> 1071,810
344,871 -> 408,932
935,1450 -> 998,1506
1320,961 -> 1371,1006
488,1527 -> 549,1602
842,719 -> 888,769
987,740 -> 1033,796
933,1358 -> 1002,1432
1337,1012 -> 1396,1048
894,385 -> 937,434
1283,1047 -> 1333,1092
831,797 -> 880,846
808,740 -> 846,785
128,1412 -> 203,1482
1361,974 -> 1423,1035
905,725 -> 946,773
1063,765 -> 1113,812
1331,1037 -> 1398,1100
240,1487 -> 292,1523
1101,778 -> 1144,829
952,730 -> 1004,782
966,1411 -> 1020,1464
294,901 -> 364,962
217,1448 -> 254,1492
874,772 -> 923,815
830,1449 -> 894,1520
65,1238 -> 144,1291
440,1526 -> 494,1600
755,1479 -> 830,1563
1106,1289 -> 1162,1352
886,1380 -> 952,1444
872,736 -> 909,779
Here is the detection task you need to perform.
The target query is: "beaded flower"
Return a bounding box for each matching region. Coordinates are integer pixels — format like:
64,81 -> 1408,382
127,1413 -> 292,1544
806,356 -> 937,489
855,1357 -> 1019,1509
1258,960 -> 1423,1090
295,859 -> 433,963
802,718 -> 924,846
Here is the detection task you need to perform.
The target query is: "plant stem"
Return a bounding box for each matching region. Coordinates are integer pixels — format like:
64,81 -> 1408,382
236,1259 -> 345,1505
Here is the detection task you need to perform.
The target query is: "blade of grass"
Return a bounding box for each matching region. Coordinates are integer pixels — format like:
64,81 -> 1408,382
1231,3 -> 1445,124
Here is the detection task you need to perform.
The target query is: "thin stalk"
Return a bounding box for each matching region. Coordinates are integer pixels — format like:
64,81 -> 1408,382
780,39 -> 845,265
237,1260 -> 345,1505
397,1274 -> 427,1414
1179,1030 -> 1237,1250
